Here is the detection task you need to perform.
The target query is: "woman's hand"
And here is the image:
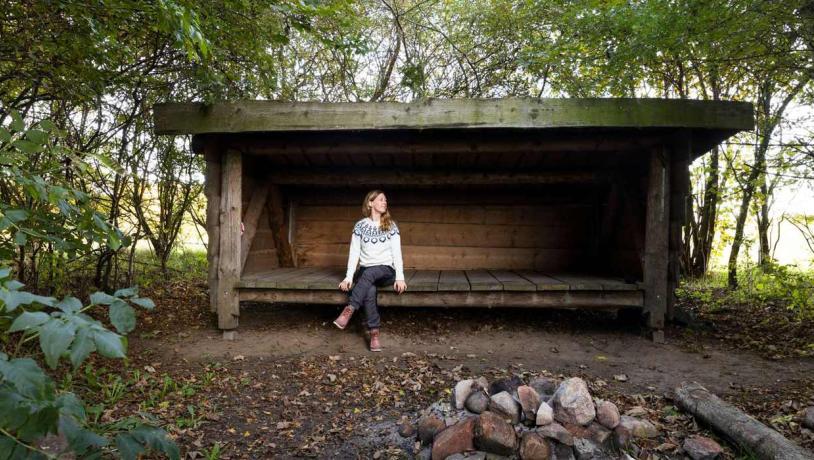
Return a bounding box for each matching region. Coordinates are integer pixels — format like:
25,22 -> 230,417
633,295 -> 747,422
339,279 -> 352,292
394,280 -> 407,294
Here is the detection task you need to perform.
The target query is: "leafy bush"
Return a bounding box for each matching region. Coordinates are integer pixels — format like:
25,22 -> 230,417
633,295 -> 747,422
679,264 -> 814,320
0,267 -> 178,459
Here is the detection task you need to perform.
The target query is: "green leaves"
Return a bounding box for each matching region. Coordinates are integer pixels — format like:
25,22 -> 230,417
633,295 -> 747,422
92,329 -> 127,359
40,320 -> 77,369
0,356 -> 52,400
115,426 -> 180,460
9,311 -> 50,332
0,272 -> 175,458
109,300 -> 136,334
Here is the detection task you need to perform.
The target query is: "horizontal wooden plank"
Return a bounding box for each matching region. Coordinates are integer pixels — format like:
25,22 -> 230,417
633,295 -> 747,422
465,270 -> 503,291
514,271 -> 570,290
295,244 -> 587,271
409,270 -> 440,292
238,289 -> 645,309
297,204 -> 593,225
270,169 -> 610,186
438,270 -> 470,291
155,99 -> 754,135
295,220 -> 590,248
489,270 -> 537,291
290,188 -> 604,207
547,274 -> 638,291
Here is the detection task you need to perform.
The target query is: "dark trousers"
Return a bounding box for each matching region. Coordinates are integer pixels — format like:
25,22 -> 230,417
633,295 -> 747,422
348,265 -> 395,329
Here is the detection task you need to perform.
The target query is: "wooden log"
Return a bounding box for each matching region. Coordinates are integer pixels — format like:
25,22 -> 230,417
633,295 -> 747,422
643,147 -> 671,329
674,382 -> 814,460
217,149 -> 242,330
268,169 -> 610,186
266,185 -> 296,267
240,184 -> 270,273
203,144 -> 221,314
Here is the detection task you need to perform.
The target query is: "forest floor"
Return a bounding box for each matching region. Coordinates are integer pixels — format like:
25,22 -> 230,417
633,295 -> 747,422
112,279 -> 814,459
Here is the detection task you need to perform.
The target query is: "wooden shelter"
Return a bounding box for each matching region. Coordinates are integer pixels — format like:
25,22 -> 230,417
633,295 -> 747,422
153,98 -> 753,339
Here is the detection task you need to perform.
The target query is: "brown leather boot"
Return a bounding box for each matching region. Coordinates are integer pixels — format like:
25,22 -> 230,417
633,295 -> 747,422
333,306 -> 355,330
369,328 -> 382,352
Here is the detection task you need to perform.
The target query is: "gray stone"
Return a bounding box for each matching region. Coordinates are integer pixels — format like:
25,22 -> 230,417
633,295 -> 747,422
804,406 -> 814,430
537,422 -> 574,446
417,447 -> 432,460
489,391 -> 521,424
517,385 -> 542,425
550,378 -> 596,426
574,438 -> 612,460
466,391 -> 490,414
489,375 -> 523,396
454,379 -> 477,410
536,401 -> 554,426
616,415 -> 658,439
529,376 -> 558,398
682,435 -> 723,460
563,422 -> 612,448
549,440 -> 576,460
595,399 -> 620,429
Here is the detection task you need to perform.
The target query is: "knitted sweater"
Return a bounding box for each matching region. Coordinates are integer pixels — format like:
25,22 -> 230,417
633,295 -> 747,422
344,217 -> 405,281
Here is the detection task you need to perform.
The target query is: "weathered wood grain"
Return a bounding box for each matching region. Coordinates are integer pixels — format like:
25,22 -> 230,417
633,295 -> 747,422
643,147 -> 671,329
203,146 -> 221,313
237,289 -> 644,309
217,150 -> 241,329
155,99 -> 754,135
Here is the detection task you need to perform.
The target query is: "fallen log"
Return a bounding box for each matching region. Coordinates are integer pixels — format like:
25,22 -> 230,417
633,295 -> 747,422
674,382 -> 814,460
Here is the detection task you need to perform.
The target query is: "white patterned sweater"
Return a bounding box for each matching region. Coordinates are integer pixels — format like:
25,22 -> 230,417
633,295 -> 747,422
344,217 -> 405,282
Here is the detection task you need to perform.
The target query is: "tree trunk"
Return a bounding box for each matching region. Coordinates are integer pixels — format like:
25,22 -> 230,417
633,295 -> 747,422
727,76 -> 809,288
757,174 -> 772,269
690,146 -> 720,276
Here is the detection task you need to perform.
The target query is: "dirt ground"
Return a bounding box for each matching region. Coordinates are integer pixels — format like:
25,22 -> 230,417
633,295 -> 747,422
156,304 -> 814,397
124,288 -> 814,458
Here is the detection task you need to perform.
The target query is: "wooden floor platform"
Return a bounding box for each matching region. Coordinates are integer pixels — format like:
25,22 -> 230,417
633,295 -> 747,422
238,268 -> 643,309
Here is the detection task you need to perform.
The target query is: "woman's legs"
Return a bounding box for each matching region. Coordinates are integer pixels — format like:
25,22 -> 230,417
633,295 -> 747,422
348,265 -> 395,329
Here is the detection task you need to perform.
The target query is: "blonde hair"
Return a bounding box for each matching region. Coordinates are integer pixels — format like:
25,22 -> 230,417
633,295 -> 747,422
362,189 -> 393,232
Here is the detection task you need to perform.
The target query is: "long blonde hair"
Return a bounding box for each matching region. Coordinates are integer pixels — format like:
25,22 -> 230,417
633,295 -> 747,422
362,189 -> 393,232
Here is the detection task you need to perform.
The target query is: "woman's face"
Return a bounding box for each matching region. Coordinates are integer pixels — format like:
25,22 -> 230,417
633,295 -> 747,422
369,193 -> 388,214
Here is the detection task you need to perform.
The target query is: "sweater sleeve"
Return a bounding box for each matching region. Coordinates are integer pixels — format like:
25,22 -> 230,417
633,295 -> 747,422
391,225 -> 405,281
345,227 -> 361,281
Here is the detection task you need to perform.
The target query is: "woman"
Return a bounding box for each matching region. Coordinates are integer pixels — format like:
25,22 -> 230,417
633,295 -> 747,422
333,190 -> 407,352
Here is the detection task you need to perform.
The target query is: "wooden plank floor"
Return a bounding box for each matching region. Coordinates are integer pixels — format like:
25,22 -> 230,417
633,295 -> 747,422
239,268 -> 639,292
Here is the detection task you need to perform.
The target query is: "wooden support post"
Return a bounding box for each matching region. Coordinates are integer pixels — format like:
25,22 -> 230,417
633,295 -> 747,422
240,184 -> 270,273
203,143 -> 221,314
643,146 -> 671,333
217,149 -> 242,330
668,131 -> 691,322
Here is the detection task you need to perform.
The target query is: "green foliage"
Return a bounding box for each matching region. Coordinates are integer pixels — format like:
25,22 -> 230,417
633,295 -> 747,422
680,264 -> 814,320
0,115 -> 125,262
0,268 -> 178,459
